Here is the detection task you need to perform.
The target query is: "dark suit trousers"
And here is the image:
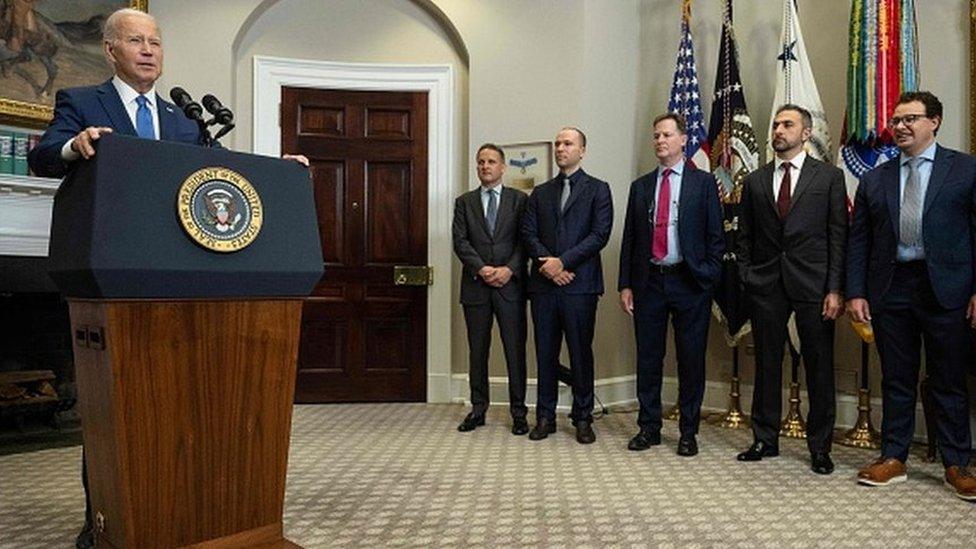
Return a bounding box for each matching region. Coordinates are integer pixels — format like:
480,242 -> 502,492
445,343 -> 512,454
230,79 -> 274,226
531,292 -> 598,423
633,265 -> 712,437
873,262 -> 972,467
749,280 -> 836,454
463,291 -> 528,419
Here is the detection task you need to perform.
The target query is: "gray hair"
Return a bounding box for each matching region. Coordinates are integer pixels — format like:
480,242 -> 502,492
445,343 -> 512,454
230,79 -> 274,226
103,8 -> 158,42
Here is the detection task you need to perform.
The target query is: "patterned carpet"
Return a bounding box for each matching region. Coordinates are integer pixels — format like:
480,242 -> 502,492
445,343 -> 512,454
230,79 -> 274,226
1,403 -> 974,548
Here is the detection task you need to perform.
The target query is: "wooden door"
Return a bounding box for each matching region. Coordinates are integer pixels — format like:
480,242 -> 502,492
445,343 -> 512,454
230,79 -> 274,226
281,87 -> 428,402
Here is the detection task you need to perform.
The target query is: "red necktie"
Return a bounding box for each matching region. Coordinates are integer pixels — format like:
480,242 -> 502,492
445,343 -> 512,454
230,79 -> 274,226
777,162 -> 792,221
652,168 -> 671,261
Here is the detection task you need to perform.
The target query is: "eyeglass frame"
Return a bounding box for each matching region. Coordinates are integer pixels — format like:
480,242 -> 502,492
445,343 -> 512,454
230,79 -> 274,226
888,113 -> 932,128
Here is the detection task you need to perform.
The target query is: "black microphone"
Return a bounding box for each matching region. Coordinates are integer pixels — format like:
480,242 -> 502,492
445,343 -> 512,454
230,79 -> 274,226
169,87 -> 203,121
201,94 -> 234,125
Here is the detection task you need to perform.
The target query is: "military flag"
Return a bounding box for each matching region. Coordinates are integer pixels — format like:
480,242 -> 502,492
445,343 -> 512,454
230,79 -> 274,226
767,0 -> 832,162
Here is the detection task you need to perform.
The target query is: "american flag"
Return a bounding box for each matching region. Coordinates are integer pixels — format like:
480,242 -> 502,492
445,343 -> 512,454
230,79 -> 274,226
667,0 -> 709,170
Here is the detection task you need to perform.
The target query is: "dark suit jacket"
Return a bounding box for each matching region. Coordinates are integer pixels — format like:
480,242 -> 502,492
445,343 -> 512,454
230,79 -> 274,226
847,145 -> 976,310
453,186 -> 528,305
737,156 -> 848,302
618,164 -> 724,293
520,169 -> 613,295
28,79 -> 207,178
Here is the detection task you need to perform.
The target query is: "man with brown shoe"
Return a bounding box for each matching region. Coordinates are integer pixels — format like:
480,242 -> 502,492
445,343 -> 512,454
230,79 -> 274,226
847,91 -> 976,499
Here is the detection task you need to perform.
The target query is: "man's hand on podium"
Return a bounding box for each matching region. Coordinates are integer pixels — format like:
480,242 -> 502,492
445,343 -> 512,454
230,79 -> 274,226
71,127 -> 114,159
282,154 -> 309,167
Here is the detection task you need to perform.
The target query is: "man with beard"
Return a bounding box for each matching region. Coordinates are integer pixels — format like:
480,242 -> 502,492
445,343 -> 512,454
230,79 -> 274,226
847,91 -> 976,500
735,104 -> 847,475
521,127 -> 612,444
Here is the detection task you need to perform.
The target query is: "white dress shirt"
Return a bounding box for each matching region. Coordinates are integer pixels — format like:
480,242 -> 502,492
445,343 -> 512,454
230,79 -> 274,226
773,150 -> 807,199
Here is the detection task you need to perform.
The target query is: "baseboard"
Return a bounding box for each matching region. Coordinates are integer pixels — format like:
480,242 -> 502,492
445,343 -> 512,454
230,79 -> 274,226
449,373 -> 974,443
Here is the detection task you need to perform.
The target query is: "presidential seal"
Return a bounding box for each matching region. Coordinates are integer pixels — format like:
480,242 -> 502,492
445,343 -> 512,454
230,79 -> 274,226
177,167 -> 263,252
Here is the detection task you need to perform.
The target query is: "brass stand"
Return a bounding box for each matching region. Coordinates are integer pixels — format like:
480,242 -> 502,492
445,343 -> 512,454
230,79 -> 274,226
780,382 -> 807,438
710,347 -> 749,428
838,388 -> 881,449
664,403 -> 680,421
779,343 -> 806,439
837,341 -> 881,449
717,376 -> 749,428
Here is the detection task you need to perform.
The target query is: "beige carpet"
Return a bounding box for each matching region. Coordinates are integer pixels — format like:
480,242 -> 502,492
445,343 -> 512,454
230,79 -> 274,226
1,403 -> 974,547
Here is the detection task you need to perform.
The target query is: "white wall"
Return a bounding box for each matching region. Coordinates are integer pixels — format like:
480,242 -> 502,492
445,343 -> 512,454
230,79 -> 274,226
149,1 -> 974,407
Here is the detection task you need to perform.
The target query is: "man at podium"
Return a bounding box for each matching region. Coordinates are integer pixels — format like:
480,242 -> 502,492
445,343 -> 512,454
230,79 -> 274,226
27,8 -> 307,548
28,8 -> 206,179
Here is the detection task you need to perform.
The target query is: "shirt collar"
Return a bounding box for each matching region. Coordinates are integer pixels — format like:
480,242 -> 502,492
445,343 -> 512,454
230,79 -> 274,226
900,141 -> 937,166
658,158 -> 685,177
481,183 -> 501,195
112,75 -> 156,108
777,150 -> 807,172
561,167 -> 584,185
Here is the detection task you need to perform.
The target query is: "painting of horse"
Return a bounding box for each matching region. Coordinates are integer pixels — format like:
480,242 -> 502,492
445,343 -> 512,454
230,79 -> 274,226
0,1 -> 144,123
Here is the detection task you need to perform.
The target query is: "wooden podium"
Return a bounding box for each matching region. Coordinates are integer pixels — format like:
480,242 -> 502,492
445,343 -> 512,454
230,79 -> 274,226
48,135 -> 324,548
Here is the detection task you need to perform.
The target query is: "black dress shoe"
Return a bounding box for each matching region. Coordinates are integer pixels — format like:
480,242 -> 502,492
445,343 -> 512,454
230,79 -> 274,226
76,522 -> 94,549
457,413 -> 485,432
677,436 -> 698,457
737,440 -> 779,461
511,417 -> 529,436
811,452 -> 835,475
529,417 -> 557,440
575,420 -> 596,444
627,430 -> 661,451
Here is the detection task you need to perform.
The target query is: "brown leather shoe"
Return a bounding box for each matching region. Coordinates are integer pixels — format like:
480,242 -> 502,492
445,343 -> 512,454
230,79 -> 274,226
857,457 -> 907,486
945,466 -> 976,501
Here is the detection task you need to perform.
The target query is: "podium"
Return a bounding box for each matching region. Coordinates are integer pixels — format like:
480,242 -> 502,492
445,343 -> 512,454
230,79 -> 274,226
48,134 -> 323,548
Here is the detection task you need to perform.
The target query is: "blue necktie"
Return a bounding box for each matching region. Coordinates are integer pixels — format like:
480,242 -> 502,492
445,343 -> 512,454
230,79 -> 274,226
486,189 -> 498,234
135,95 -> 155,139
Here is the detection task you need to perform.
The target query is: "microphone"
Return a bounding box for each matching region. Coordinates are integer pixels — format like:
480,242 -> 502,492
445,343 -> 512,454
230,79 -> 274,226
202,94 -> 234,125
169,87 -> 203,121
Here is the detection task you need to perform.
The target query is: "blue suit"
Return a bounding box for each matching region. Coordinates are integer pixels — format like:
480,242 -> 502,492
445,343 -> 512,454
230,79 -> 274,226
847,144 -> 975,467
521,169 -> 613,422
618,164 -> 724,436
28,79 -> 207,178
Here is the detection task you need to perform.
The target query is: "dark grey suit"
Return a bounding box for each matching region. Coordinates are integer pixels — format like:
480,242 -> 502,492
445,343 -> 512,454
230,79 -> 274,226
737,155 -> 848,454
452,185 -> 528,419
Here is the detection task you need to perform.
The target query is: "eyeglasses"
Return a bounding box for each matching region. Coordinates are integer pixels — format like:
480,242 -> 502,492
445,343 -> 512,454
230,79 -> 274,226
888,113 -> 929,128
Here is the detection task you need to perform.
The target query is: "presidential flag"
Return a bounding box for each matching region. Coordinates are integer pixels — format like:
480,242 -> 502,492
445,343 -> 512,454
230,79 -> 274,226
767,0 -> 831,162
706,0 -> 758,346
667,0 -> 709,170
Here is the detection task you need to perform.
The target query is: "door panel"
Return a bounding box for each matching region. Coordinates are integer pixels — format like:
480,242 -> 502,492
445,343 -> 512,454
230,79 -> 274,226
281,87 -> 428,402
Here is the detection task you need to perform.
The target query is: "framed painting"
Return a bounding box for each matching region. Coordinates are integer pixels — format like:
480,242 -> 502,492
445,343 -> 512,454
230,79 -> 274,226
500,140 -> 552,193
0,0 -> 148,128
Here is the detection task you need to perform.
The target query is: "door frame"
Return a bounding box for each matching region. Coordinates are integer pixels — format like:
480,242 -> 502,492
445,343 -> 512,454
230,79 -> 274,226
253,55 -> 455,403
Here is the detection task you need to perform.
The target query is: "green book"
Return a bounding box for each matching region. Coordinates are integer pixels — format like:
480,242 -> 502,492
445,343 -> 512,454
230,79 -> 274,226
0,131 -> 12,174
13,132 -> 28,175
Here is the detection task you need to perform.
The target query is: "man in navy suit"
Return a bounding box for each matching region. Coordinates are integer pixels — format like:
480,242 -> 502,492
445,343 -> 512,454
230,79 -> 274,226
26,10 -> 305,547
521,127 -> 613,444
28,9 -> 207,178
618,113 -> 723,456
847,91 -> 976,500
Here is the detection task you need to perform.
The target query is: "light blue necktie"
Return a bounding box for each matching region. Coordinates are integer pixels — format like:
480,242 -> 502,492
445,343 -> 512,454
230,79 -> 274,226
135,95 -> 155,139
